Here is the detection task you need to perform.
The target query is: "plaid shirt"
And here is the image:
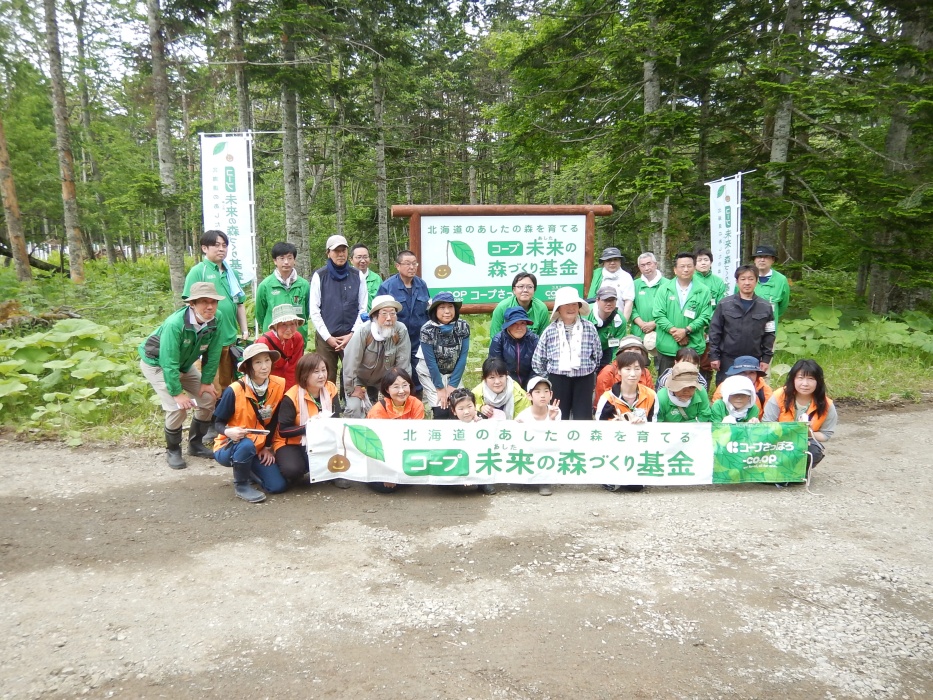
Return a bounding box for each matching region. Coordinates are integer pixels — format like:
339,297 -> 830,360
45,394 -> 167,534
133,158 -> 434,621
531,319 -> 602,377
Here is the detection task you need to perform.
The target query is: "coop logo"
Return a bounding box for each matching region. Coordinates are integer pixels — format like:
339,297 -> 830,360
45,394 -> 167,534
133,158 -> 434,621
726,441 -> 741,454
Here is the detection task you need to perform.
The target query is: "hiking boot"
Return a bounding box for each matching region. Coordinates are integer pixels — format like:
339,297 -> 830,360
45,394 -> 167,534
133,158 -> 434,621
187,418 -> 214,458
164,427 -> 187,470
602,484 -> 621,492
479,484 -> 497,495
538,484 -> 553,496
333,478 -> 352,489
233,461 -> 265,503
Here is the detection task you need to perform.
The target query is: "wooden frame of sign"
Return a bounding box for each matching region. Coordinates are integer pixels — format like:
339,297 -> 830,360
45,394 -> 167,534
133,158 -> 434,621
391,204 -> 613,314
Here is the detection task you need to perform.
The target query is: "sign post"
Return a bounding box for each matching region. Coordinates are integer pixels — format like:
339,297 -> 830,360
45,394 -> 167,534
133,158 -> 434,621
392,205 -> 613,313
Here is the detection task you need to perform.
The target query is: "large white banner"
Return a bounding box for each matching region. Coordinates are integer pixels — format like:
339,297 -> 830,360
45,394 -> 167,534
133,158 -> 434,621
706,175 -> 742,284
200,133 -> 256,283
420,215 -> 586,304
307,420 -> 714,486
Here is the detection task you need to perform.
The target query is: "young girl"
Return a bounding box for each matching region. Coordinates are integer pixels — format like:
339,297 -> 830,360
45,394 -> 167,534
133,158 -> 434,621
472,357 -> 531,420
213,344 -> 287,503
515,376 -> 561,496
367,368 -> 425,493
655,346 -> 709,392
655,361 -> 712,423
763,359 -> 837,471
257,304 -> 306,390
416,292 -> 470,420
530,287 -> 602,419
449,388 -> 496,495
710,375 -> 760,423
709,356 -> 772,415
273,353 -> 341,487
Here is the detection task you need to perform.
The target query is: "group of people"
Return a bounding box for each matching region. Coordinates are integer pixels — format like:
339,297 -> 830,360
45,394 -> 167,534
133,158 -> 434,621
139,230 -> 834,504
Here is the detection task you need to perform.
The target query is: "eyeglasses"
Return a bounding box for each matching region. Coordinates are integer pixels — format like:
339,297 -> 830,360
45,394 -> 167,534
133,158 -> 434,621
353,255 -> 370,261
397,260 -> 419,267
514,284 -> 534,291
378,310 -> 398,317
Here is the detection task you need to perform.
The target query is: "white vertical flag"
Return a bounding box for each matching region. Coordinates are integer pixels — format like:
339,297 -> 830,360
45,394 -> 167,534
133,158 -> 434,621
200,133 -> 256,283
706,174 -> 742,284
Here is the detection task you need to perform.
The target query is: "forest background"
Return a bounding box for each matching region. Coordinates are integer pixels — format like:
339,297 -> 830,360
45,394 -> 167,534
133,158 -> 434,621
0,0 -> 931,441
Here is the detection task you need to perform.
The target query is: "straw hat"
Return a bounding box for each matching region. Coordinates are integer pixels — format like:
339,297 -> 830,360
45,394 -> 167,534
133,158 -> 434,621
269,304 -> 305,327
236,343 -> 281,373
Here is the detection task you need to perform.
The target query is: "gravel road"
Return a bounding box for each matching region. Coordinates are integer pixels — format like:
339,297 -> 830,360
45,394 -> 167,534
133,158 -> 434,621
1,404 -> 931,699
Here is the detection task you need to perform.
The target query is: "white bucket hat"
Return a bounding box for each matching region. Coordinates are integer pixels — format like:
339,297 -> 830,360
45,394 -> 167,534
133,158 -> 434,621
550,287 -> 590,320
643,331 -> 657,352
269,304 -> 305,327
370,294 -> 402,316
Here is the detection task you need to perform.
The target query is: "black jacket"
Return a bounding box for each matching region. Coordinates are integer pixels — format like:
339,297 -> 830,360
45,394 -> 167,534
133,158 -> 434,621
707,294 -> 776,363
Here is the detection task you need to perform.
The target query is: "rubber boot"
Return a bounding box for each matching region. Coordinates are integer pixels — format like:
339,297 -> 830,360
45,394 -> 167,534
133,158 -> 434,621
233,460 -> 266,503
187,419 -> 215,458
164,427 -> 187,470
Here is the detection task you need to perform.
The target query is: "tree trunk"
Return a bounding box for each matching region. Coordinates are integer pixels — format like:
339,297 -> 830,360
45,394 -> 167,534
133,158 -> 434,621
231,0 -> 251,132
373,62 -> 389,283
766,0 -> 803,245
43,0 -> 85,284
0,112 -> 32,281
330,58 -> 346,239
280,6 -> 303,267
642,16 -> 668,272
147,0 -> 186,302
67,0 -> 117,266
296,102 -> 312,273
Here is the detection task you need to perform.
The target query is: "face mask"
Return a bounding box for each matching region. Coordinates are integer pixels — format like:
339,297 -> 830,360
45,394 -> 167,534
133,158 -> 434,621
669,393 -> 692,408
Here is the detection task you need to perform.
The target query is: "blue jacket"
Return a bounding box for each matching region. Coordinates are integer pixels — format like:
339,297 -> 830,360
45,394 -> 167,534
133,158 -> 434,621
377,274 -> 431,352
488,329 -> 540,388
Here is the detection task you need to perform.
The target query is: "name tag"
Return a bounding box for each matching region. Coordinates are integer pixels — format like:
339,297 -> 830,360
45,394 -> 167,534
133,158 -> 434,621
608,337 -> 621,347
199,344 -> 209,351
684,309 -> 696,319
765,321 -> 776,332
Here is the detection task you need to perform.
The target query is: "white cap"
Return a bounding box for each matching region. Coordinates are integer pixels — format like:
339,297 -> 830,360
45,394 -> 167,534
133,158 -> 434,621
326,234 -> 349,251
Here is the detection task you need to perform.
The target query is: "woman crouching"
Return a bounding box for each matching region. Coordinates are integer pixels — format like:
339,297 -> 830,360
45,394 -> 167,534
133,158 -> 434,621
213,344 -> 287,503
273,353 -> 340,488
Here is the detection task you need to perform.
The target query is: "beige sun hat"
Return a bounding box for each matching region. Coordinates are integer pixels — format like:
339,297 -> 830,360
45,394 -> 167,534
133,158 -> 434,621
370,294 -> 402,315
549,287 -> 590,320
667,361 -> 702,392
269,304 -> 305,327
184,281 -> 225,302
642,331 -> 657,352
236,343 -> 281,373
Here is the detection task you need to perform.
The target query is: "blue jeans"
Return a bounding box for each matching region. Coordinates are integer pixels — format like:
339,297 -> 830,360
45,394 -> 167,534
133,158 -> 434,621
214,438 -> 288,493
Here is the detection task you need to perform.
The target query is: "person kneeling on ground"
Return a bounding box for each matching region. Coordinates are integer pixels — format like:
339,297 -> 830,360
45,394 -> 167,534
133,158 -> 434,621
763,359 -> 837,474
656,361 -> 712,422
367,367 -> 425,493
711,375 -> 760,423
273,353 -> 342,489
596,351 -> 658,493
594,335 -> 654,409
213,344 -> 287,503
709,355 -> 772,415
472,357 -> 531,420
448,388 -> 496,495
515,376 -> 562,496
138,281 -> 223,470
258,304 -> 306,390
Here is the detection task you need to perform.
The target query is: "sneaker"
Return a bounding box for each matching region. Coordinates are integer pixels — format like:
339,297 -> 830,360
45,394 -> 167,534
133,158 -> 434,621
538,484 -> 553,496
602,484 -> 621,492
479,484 -> 497,495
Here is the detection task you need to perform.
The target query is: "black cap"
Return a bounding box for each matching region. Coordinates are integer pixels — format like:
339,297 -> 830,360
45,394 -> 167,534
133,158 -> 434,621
753,245 -> 777,258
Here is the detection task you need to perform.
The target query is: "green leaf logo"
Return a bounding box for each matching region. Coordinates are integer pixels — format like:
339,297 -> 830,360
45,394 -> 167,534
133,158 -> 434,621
347,424 -> 385,461
716,185 -> 725,197
212,141 -> 226,155
449,240 -> 476,266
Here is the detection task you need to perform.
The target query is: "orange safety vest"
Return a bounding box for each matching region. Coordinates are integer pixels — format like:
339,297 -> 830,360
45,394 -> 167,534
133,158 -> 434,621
213,376 -> 285,453
710,376 -> 773,414
594,364 -> 654,408
272,381 -> 338,451
600,383 -> 657,419
367,396 -> 426,420
770,387 -> 834,432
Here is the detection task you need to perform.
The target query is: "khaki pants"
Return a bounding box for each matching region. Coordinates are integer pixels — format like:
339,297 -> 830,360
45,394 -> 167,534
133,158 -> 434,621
211,345 -> 237,395
140,360 -> 216,430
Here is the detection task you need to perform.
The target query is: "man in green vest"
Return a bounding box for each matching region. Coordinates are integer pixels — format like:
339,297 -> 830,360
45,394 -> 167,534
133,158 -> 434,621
254,241 -> 311,343
749,245 -> 791,330
182,230 -> 248,393
653,252 -> 715,375
630,252 -> 667,349
351,243 -> 383,310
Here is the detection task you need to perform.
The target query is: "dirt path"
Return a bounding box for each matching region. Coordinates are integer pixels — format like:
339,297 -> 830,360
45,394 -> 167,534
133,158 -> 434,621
1,405 -> 931,699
